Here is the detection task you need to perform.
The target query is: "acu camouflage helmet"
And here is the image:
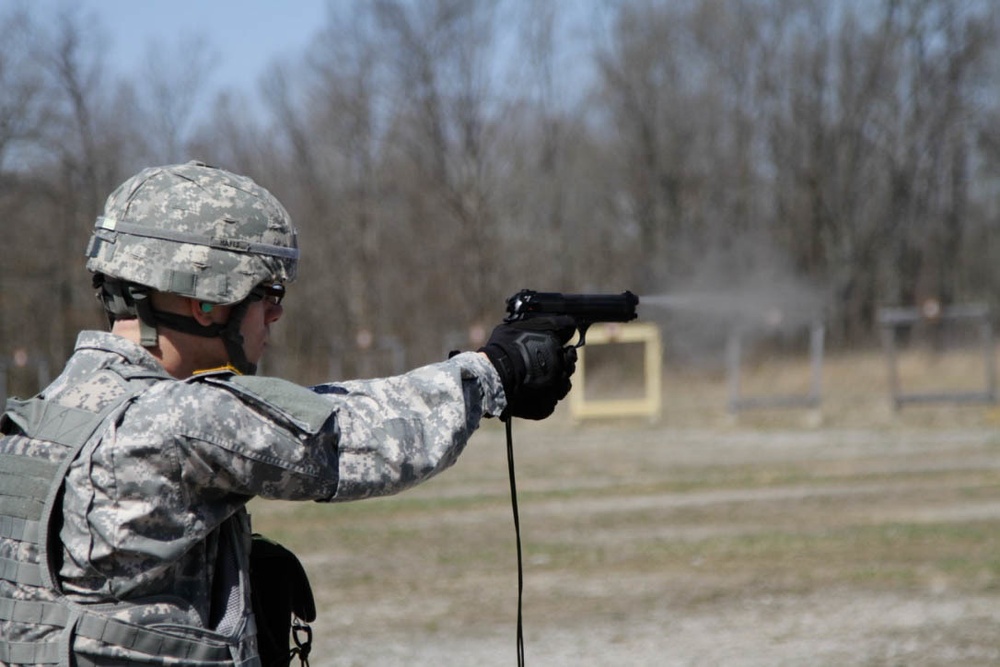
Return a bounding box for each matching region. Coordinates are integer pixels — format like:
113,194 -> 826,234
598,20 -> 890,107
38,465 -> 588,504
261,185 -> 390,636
85,161 -> 298,305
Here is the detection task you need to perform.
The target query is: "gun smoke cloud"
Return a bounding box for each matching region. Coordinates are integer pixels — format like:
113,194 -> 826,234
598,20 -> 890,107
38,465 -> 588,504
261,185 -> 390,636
640,241 -> 829,366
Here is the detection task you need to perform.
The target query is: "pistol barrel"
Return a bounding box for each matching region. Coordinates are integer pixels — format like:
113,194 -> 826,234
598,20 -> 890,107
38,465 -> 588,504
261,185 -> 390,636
505,290 -> 639,323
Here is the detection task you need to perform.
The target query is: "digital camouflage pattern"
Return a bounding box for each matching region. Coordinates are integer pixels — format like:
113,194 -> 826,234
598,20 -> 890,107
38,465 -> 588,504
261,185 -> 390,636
85,161 -> 299,305
0,330 -> 505,665
0,351 -> 241,665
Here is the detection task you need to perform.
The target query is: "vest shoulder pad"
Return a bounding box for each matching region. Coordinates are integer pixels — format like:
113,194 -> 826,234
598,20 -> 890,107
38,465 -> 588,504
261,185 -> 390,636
198,374 -> 335,435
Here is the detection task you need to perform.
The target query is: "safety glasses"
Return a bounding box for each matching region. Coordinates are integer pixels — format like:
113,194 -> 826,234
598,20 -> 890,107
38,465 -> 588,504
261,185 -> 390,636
249,282 -> 286,306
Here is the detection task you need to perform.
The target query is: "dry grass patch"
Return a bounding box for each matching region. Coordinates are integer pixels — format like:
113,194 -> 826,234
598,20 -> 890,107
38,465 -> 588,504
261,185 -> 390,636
249,348 -> 1000,665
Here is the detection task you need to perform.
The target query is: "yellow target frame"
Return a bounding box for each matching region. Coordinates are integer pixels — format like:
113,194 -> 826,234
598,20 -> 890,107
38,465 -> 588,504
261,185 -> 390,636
569,322 -> 662,422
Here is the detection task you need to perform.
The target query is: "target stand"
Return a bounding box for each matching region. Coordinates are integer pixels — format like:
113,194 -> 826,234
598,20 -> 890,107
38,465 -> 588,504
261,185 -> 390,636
878,302 -> 996,410
569,323 -> 662,422
725,321 -> 825,413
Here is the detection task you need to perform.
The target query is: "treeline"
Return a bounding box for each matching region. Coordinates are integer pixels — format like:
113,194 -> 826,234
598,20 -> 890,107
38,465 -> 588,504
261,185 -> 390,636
2,0 -> 999,385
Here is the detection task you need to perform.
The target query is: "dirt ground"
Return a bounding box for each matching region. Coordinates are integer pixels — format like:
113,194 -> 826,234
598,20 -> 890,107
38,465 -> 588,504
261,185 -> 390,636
250,348 -> 1000,666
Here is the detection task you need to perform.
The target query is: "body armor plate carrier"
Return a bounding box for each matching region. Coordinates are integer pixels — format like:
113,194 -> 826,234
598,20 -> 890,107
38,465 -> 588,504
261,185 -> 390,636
0,366 -> 254,666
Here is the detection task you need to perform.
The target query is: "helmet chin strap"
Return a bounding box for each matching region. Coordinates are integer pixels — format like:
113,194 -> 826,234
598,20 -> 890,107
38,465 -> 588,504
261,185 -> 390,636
218,299 -> 258,376
151,302 -> 258,375
95,275 -> 258,375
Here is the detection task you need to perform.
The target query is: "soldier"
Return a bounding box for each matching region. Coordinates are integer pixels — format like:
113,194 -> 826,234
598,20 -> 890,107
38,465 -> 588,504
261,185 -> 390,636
0,161 -> 576,666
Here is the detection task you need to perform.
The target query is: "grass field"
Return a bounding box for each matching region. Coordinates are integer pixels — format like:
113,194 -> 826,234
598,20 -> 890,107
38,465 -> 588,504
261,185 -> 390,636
249,345 -> 1000,666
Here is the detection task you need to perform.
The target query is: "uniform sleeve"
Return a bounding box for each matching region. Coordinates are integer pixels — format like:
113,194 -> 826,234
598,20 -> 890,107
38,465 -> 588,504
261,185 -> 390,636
311,351 -> 506,501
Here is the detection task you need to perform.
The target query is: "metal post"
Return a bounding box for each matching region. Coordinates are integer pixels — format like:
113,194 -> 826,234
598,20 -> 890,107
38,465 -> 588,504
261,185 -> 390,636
726,332 -> 742,413
982,319 -> 996,401
809,324 -> 825,403
880,325 -> 901,410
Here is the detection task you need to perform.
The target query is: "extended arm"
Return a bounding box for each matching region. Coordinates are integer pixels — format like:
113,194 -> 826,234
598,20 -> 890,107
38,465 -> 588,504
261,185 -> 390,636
312,351 -> 504,500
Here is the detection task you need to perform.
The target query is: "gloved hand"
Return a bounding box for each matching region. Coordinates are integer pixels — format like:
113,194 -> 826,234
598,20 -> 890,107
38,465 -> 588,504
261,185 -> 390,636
479,316 -> 578,420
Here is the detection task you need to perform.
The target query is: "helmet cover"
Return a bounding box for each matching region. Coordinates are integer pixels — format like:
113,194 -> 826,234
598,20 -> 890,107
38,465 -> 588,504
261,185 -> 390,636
86,161 -> 298,304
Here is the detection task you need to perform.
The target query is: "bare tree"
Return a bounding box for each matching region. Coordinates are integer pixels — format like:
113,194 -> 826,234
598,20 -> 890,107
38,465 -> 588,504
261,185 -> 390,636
373,0 -> 505,330
262,8 -> 386,379
594,1 -> 700,290
0,6 -> 52,172
6,0 -> 1000,377
138,34 -> 217,163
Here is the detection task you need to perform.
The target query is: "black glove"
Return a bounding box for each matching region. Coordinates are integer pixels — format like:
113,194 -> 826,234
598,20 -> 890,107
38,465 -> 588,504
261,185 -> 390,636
480,316 -> 578,420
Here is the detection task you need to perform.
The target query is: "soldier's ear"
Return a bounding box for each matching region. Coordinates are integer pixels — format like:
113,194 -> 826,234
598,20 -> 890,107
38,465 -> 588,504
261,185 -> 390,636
190,299 -> 216,325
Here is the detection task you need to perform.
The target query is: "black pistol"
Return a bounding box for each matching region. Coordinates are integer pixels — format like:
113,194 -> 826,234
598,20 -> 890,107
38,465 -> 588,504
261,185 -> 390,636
504,289 -> 639,346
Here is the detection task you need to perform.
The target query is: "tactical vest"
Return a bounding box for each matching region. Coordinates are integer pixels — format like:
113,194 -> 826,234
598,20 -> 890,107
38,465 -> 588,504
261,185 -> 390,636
0,365 -> 256,667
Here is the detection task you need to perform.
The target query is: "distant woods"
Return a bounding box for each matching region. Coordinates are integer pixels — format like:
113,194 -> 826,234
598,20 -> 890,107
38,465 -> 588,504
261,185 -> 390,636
2,0 -> 999,384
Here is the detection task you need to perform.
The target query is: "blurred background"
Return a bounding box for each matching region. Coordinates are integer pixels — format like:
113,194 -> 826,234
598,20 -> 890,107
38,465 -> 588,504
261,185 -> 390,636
6,3 -> 1000,664
2,0 -> 1000,393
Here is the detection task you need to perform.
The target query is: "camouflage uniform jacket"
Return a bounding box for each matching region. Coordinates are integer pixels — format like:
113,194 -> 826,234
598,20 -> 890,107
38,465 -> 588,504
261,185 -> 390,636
2,330 -> 505,664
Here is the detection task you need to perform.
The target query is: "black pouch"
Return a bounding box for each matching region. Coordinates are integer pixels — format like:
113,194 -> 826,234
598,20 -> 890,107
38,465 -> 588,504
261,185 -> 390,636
250,534 -> 317,667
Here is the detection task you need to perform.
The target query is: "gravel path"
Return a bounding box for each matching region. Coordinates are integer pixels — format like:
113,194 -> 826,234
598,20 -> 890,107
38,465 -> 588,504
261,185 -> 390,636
257,422 -> 1000,667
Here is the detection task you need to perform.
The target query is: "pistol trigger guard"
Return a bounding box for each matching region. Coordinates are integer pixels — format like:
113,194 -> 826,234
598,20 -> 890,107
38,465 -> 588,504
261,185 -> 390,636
575,323 -> 590,348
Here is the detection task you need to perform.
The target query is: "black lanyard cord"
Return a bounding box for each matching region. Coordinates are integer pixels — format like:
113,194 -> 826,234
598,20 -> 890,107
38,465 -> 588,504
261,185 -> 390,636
505,417 -> 525,666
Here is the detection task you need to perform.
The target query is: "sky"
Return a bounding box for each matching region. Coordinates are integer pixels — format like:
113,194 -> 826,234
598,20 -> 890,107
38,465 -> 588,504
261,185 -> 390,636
31,0 -> 332,99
